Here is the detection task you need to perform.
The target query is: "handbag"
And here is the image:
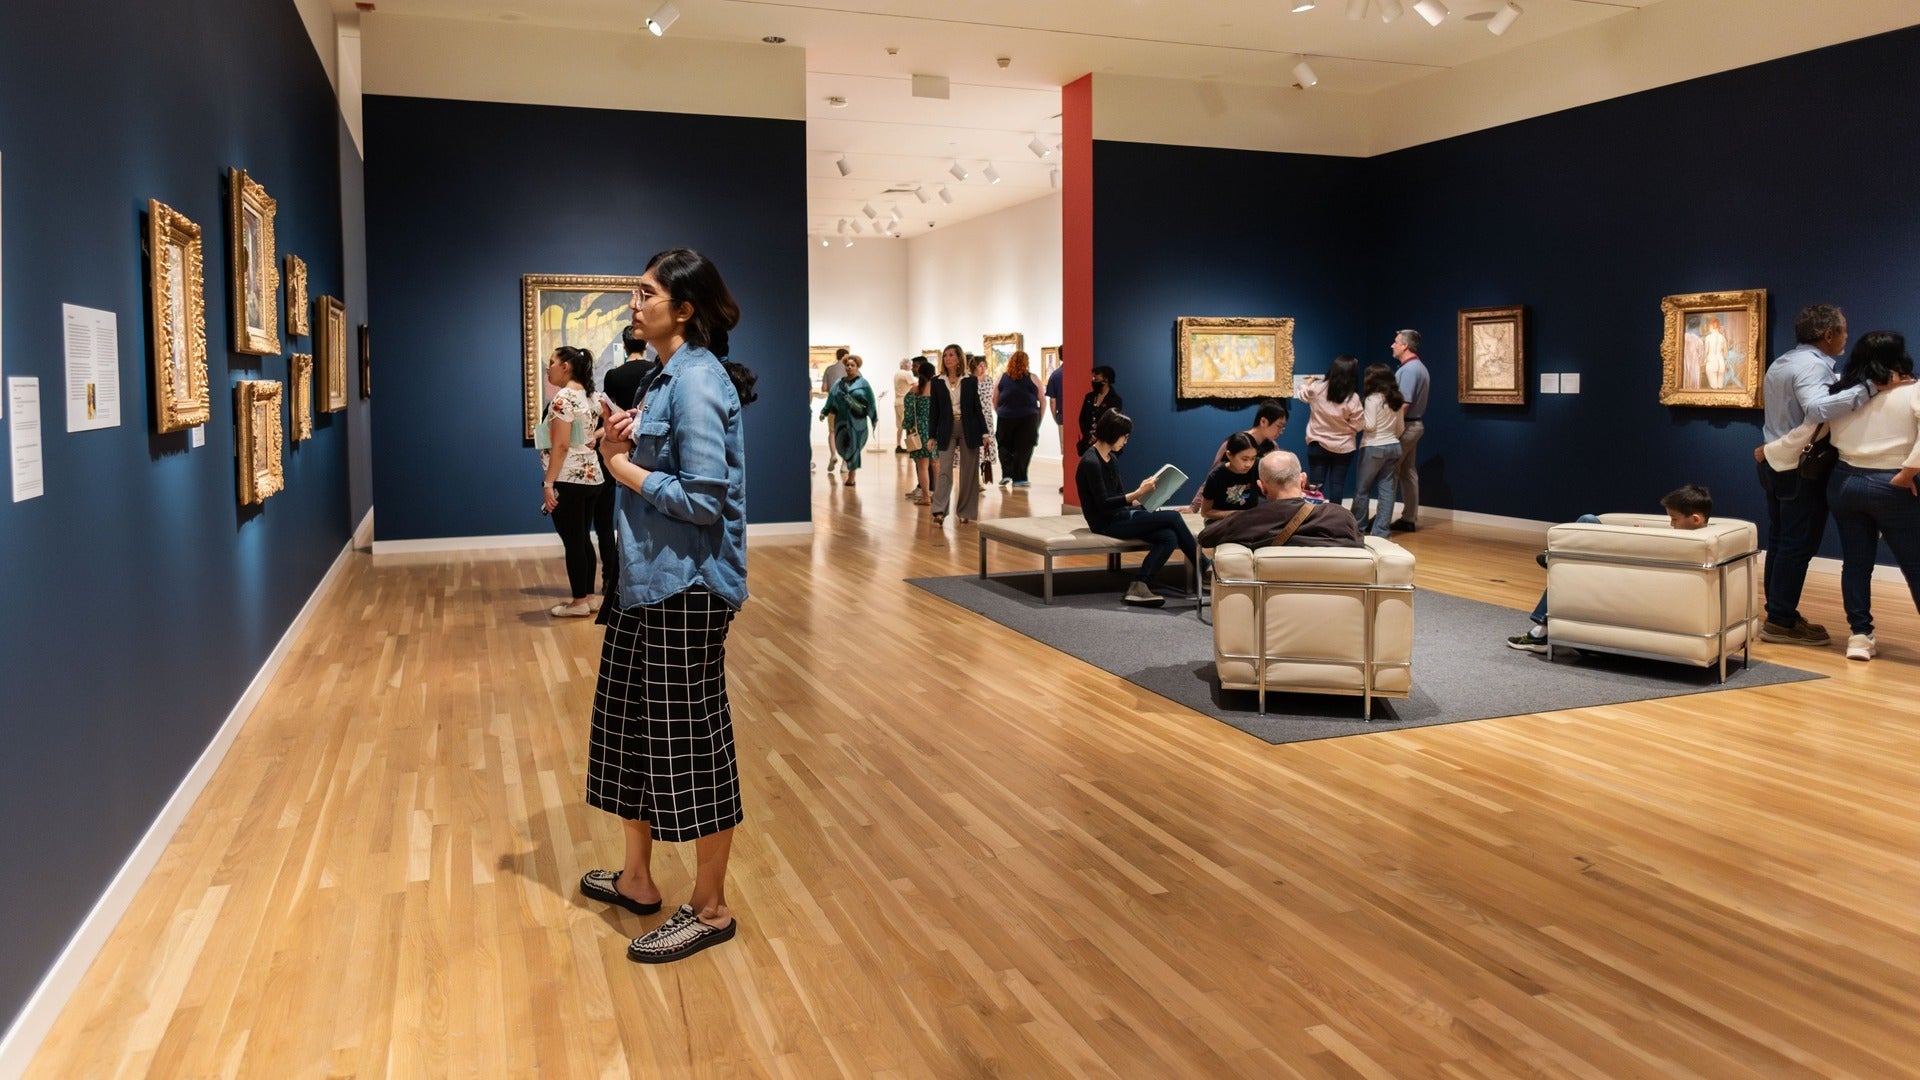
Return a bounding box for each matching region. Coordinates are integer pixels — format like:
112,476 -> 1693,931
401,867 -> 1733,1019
904,430 -> 923,452
1798,424 -> 1838,480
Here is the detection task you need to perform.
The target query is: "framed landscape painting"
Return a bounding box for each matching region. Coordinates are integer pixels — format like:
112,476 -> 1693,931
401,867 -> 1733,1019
1660,289 -> 1766,408
1175,317 -> 1294,400
523,275 -> 645,441
1457,305 -> 1526,405
227,168 -> 279,356
146,199 -> 210,433
983,332 -> 1023,382
236,380 -> 284,505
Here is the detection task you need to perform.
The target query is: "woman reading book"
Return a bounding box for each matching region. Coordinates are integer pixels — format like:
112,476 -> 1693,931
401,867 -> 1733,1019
1075,410 -> 1205,608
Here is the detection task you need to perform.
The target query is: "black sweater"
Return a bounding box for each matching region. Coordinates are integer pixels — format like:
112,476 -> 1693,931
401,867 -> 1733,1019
1076,447 -> 1131,529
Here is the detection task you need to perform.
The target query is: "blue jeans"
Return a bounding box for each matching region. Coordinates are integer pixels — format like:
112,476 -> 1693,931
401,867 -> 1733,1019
1825,463 -> 1920,636
1306,441 -> 1356,504
1094,509 -> 1199,582
1530,514 -> 1603,624
1756,458 -> 1830,626
1349,445 -> 1402,538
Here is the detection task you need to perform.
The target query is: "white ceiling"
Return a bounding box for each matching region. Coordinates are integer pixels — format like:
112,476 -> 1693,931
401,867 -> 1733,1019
340,0 -> 1670,235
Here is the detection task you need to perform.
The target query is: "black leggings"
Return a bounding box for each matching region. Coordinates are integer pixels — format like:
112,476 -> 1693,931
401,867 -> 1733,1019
552,480 -> 617,599
996,413 -> 1042,482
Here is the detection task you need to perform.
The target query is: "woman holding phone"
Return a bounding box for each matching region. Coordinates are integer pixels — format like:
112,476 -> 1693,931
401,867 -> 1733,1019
583,247 -> 757,964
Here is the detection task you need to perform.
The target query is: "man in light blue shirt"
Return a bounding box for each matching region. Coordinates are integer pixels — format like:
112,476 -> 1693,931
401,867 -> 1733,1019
1389,329 -> 1430,532
1754,302 -> 1866,645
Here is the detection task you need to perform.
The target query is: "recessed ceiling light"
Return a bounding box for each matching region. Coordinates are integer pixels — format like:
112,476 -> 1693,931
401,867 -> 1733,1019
762,35 -> 786,43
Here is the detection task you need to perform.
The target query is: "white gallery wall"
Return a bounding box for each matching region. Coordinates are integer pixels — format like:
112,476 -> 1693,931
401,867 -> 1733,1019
808,235 -> 910,442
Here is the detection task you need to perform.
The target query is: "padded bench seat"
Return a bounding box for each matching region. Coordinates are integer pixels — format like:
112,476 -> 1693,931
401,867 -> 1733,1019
978,513 -> 1205,604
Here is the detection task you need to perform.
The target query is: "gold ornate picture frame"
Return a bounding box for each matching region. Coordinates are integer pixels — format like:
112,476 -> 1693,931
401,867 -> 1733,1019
285,254 -> 309,338
522,274 -> 645,441
1457,305 -> 1526,406
1660,289 -> 1767,408
236,380 -> 284,504
227,168 -> 280,356
290,354 -> 313,442
1041,345 -> 1061,382
146,199 -> 210,432
1175,316 -> 1295,400
317,295 -> 347,413
983,332 -> 1023,382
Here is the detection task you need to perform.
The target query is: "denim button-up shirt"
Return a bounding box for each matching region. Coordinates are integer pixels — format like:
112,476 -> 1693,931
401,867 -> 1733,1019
615,344 -> 748,610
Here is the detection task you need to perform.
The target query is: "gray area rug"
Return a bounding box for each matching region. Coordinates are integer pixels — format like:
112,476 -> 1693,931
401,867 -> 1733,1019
907,568 -> 1824,745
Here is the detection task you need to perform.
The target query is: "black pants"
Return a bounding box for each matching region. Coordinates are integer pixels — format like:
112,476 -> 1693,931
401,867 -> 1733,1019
996,413 -> 1042,482
552,480 -> 616,600
1756,459 -> 1828,626
1094,509 -> 1199,581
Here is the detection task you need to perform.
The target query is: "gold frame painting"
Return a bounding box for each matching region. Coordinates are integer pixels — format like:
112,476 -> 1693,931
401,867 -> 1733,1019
236,380 -> 284,505
285,254 -> 310,338
1457,305 -> 1526,405
809,345 -> 849,390
227,168 -> 279,356
290,354 -> 313,442
1041,345 -> 1061,382
522,274 -> 646,441
317,295 -> 347,413
983,332 -> 1023,382
146,199 -> 210,433
1660,289 -> 1767,408
1174,316 -> 1294,400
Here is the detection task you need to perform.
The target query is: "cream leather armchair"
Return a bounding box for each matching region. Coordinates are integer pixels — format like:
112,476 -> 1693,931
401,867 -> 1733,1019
1210,537 -> 1416,720
1543,513 -> 1760,680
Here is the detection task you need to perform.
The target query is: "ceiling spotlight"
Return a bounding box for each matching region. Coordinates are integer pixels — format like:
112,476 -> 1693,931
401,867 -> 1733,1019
819,237 -> 829,248
1413,0 -> 1447,25
850,219 -> 863,234
937,184 -> 954,204
913,185 -> 932,203
645,2 -> 679,36
1049,166 -> 1060,189
835,154 -> 851,177
1291,0 -> 1316,10
836,218 -> 847,234
844,237 -> 854,247
1346,0 -> 1369,18
1488,1 -> 1522,34
1027,134 -> 1051,159
949,159 -> 969,181
1292,58 -> 1319,89
983,163 -> 1002,184
861,201 -> 877,220
889,204 -> 902,221
1378,0 -> 1404,21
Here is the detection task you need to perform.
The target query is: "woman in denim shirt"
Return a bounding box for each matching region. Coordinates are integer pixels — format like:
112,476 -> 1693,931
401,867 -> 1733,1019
580,247 -> 757,964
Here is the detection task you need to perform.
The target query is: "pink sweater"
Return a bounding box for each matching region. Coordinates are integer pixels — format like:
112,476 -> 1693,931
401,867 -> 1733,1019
1295,377 -> 1366,454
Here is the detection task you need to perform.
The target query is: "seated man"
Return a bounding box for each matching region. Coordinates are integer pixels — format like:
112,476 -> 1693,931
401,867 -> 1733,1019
1507,484 -> 1713,652
1197,450 -> 1365,550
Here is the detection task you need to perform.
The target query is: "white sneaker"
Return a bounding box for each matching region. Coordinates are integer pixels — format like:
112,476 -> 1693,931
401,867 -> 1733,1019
550,600 -> 592,618
1845,633 -> 1876,661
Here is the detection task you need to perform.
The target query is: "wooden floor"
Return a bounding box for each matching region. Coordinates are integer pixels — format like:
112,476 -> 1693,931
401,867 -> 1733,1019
27,452 -> 1920,1079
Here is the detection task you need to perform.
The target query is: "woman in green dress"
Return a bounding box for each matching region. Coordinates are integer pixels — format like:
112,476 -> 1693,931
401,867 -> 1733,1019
821,354 -> 879,486
903,358 -> 935,504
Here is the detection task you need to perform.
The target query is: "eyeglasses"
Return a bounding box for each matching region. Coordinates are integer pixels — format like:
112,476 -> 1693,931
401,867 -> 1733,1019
631,288 -> 669,308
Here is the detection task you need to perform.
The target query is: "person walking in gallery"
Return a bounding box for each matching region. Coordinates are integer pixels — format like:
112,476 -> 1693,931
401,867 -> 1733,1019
538,346 -> 614,619
820,354 -> 878,487
1078,410 -> 1204,607
902,358 -> 935,504
892,358 -> 915,453
1076,365 -> 1123,458
971,355 -> 999,485
993,349 -> 1045,488
1198,432 -> 1265,521
814,347 -> 848,475
1197,450 -> 1364,550
1295,355 -> 1366,504
1752,302 -> 1864,647
1762,330 -> 1920,663
1349,363 -> 1408,539
1186,399 -> 1288,512
1046,348 -> 1067,492
929,344 -> 986,525
1388,329 -> 1429,532
582,247 -> 756,963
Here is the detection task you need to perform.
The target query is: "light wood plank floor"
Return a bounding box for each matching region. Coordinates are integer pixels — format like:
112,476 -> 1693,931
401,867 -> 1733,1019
27,452 -> 1920,1078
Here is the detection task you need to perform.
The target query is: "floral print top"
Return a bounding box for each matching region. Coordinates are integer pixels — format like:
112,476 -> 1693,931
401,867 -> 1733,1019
540,385 -> 604,485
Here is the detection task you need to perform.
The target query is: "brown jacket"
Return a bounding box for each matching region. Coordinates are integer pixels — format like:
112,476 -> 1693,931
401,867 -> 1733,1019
1196,497 -> 1365,550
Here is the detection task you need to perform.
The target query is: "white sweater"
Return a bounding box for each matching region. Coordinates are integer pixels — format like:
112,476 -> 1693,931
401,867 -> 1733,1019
1764,382 -> 1920,472
1360,392 -> 1405,448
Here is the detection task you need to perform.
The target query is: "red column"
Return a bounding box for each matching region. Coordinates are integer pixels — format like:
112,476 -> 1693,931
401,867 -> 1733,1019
1062,74 -> 1094,508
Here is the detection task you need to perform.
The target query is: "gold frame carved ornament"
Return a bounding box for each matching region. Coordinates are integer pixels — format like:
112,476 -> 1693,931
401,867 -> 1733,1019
146,199 -> 211,433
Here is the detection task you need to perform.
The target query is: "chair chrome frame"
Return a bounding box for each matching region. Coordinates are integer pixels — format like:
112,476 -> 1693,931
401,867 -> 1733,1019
1212,575 -> 1416,721
1542,548 -> 1761,682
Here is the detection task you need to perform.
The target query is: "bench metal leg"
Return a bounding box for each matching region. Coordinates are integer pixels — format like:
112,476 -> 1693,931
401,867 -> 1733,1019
979,536 -> 988,579
1044,553 -> 1055,604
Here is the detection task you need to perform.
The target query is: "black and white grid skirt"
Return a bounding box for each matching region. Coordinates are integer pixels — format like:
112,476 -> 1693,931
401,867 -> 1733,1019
587,586 -> 744,842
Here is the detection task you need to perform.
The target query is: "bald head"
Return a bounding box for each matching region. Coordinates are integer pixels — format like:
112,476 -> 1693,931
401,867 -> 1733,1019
1258,450 -> 1304,500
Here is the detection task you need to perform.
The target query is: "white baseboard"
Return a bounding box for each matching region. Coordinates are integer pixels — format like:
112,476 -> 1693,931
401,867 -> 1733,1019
0,539 -> 358,1077
1425,505 -> 1907,584
351,507 -> 374,551
370,520 -> 814,556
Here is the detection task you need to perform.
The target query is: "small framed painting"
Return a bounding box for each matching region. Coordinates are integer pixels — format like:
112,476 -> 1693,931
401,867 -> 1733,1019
146,199 -> 210,432
290,353 -> 313,442
316,295 -> 348,412
227,168 -> 280,356
284,254 -> 310,338
1041,345 -> 1061,382
809,344 -> 848,388
236,379 -> 284,505
1660,289 -> 1767,408
1174,316 -> 1294,400
983,332 -> 1023,382
1457,305 -> 1526,405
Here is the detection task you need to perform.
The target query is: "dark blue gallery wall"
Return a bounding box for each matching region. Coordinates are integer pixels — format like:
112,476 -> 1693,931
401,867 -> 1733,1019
0,0 -> 353,1028
342,121 -> 374,530
1371,26 -> 1920,550
365,96 -> 810,539
1090,141 -> 1374,490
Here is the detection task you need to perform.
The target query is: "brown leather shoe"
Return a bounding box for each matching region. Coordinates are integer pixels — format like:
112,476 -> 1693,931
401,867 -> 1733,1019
1759,618 -> 1831,646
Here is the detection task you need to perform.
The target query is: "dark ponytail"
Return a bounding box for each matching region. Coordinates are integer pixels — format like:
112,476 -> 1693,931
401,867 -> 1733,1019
645,246 -> 757,406
555,345 -> 595,393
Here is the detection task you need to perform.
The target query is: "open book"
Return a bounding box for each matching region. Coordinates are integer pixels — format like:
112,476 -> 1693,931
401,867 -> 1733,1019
1137,464 -> 1189,512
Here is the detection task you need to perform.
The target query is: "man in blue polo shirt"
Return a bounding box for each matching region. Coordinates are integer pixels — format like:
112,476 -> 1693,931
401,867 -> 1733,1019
1389,329 -> 1429,532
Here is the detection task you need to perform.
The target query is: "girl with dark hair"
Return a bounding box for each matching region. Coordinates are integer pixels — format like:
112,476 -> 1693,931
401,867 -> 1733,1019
538,345 -> 614,617
1199,431 -> 1264,521
1764,330 -> 1920,661
1075,365 -> 1123,458
1296,355 -> 1366,502
583,247 -> 754,963
1349,363 -> 1408,538
903,358 -> 935,504
1076,410 -> 1204,607
928,344 -> 987,525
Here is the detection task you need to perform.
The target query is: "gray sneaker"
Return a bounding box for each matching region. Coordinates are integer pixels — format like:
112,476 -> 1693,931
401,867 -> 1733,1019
1123,580 -> 1165,607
